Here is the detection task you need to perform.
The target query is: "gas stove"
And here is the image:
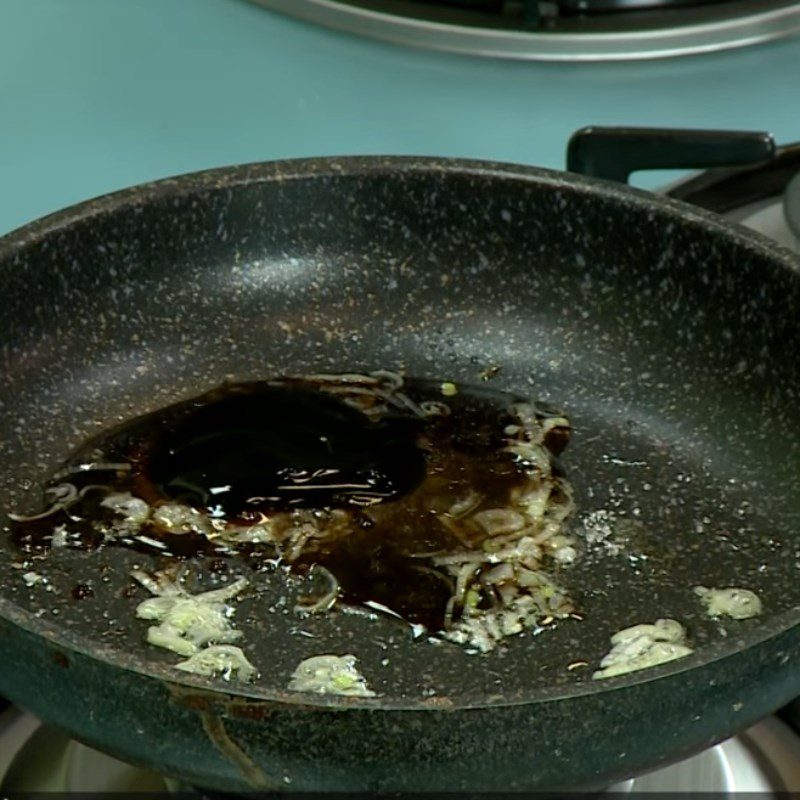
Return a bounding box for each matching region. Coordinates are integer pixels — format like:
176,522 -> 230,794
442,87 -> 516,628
2,0 -> 800,788
250,0 -> 800,60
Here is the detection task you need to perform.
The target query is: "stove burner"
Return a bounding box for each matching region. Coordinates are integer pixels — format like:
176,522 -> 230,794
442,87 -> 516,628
252,0 -> 800,60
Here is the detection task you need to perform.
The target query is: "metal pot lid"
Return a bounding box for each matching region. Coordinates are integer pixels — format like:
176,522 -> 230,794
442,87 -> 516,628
249,0 -> 800,61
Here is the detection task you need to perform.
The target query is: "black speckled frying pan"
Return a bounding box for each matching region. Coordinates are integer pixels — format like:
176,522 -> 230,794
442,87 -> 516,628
1,129 -> 800,793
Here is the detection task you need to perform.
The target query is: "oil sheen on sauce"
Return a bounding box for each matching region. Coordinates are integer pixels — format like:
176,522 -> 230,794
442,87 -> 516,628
11,377 -> 569,630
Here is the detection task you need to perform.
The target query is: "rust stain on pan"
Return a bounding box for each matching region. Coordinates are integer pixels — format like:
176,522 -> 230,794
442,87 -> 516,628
166,682 -> 281,788
51,650 -> 70,669
199,711 -> 277,790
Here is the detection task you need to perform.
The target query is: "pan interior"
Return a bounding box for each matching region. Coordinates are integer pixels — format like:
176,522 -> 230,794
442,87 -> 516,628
2,161 -> 800,706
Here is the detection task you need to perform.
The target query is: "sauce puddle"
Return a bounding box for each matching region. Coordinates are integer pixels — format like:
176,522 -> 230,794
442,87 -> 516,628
10,374 -> 574,638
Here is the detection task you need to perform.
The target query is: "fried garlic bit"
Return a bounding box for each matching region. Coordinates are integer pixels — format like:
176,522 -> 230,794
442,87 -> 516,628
175,644 -> 258,682
694,586 -> 762,620
131,570 -> 249,658
593,618 -> 692,680
288,654 -> 376,697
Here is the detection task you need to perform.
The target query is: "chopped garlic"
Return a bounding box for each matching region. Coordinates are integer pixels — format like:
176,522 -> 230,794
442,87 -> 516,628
132,572 -> 248,656
222,521 -> 278,544
22,571 -> 45,587
101,492 -> 151,524
442,579 -> 572,653
441,382 -> 458,397
694,586 -> 762,620
553,544 -> 577,565
472,508 -> 526,535
152,503 -> 213,535
288,654 -> 376,697
51,525 -> 69,548
593,618 -> 692,680
175,645 -> 258,682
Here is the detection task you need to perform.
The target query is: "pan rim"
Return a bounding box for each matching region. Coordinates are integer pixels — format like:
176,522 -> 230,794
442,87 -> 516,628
2,153 -> 798,269
1,154 -> 799,711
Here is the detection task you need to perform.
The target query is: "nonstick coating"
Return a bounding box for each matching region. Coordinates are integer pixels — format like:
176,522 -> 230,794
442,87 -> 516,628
1,158 -> 800,792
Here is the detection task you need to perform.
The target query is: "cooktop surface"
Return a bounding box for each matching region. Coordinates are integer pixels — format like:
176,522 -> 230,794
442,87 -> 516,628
2,0 -> 800,237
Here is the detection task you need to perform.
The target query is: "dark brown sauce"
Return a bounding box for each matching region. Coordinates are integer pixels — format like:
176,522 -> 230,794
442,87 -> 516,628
10,377 -> 570,630
146,384 -> 427,514
71,583 -> 94,601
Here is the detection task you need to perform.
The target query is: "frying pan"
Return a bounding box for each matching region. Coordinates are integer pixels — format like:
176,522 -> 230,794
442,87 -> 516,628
1,127 -> 800,793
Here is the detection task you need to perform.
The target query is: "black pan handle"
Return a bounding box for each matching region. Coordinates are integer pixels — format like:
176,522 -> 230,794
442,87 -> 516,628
566,126 -> 776,185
